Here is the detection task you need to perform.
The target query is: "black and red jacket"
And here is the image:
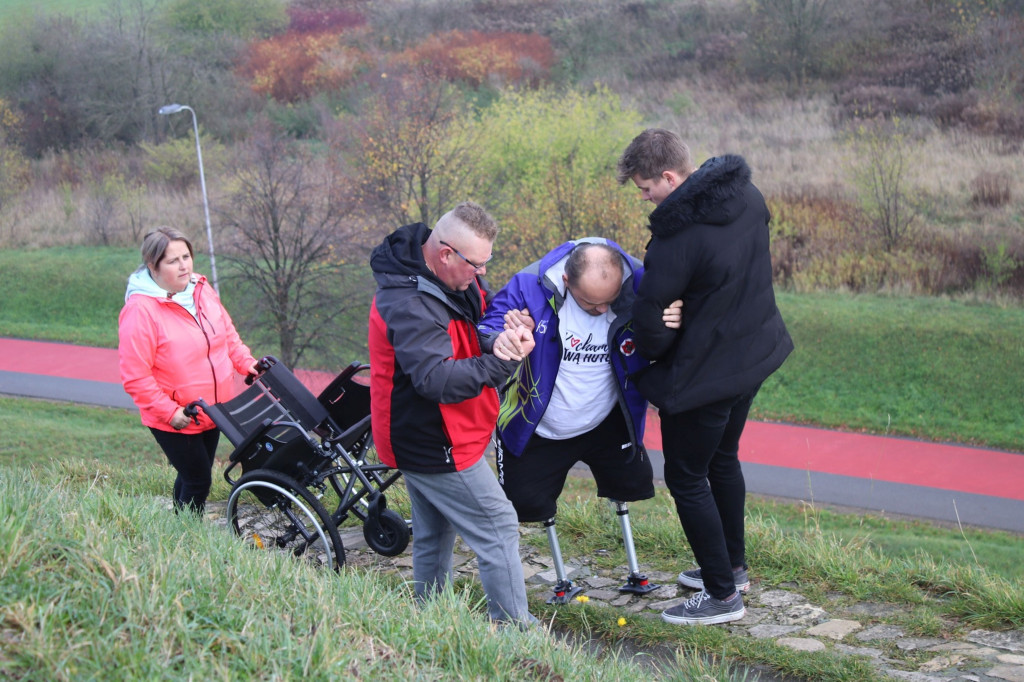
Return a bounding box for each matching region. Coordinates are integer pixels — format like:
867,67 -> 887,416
368,222 -> 516,473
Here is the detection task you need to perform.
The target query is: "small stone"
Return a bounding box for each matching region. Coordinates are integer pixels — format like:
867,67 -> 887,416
747,624 -> 804,639
805,619 -> 862,640
998,655 -> 1024,665
856,625 -> 905,642
783,604 -> 828,626
736,607 -> 766,625
834,643 -> 884,659
967,630 -> 1024,654
986,664 -> 1024,682
757,590 -> 807,608
777,637 -> 826,652
531,555 -> 554,568
920,654 -> 966,672
926,642 -> 990,654
624,600 -> 648,614
647,584 -> 678,600
581,589 -> 621,601
535,567 -> 578,584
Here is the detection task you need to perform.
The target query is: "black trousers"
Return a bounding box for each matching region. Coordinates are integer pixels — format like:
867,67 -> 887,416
149,427 -> 220,513
660,387 -> 758,599
496,408 -> 654,523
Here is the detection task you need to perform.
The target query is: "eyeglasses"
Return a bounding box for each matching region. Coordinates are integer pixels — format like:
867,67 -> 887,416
439,240 -> 492,271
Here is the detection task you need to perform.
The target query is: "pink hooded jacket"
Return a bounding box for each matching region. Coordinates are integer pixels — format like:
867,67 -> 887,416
118,271 -> 256,434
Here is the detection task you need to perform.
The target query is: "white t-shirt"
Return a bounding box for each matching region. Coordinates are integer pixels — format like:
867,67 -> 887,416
535,293 -> 618,440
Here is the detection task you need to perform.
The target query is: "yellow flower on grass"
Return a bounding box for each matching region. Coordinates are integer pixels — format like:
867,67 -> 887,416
617,617 -> 627,627
575,595 -> 589,603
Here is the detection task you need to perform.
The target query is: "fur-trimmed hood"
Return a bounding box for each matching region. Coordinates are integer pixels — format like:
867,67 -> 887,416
647,154 -> 752,236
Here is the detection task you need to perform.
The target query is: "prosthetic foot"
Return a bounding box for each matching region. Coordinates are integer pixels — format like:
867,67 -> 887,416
543,517 -> 584,604
613,500 -> 660,595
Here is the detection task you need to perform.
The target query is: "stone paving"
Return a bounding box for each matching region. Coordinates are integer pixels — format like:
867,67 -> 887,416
207,501 -> 1024,681
345,529 -> 1024,682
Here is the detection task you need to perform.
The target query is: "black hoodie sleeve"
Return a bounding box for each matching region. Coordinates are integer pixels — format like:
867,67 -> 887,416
381,291 -> 513,404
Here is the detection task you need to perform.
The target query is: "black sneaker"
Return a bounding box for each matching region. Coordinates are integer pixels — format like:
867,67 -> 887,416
677,566 -> 750,593
661,590 -> 745,625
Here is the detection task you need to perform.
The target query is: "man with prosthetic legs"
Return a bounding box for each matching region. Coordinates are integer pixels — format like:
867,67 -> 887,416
481,240 -> 680,603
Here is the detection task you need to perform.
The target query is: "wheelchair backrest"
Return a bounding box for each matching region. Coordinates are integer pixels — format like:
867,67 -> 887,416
203,361 -> 330,449
317,362 -> 371,431
259,361 -> 332,433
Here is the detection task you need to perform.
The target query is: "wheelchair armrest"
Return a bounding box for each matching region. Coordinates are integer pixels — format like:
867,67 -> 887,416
223,417 -> 289,486
226,418 -> 277,463
323,414 -> 372,453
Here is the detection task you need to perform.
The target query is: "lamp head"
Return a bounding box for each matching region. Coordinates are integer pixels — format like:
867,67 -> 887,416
158,104 -> 185,115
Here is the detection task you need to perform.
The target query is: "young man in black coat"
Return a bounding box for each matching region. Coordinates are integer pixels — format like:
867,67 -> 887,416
617,128 -> 793,625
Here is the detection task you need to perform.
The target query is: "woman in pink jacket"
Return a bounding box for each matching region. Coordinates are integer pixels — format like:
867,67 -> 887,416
118,227 -> 257,514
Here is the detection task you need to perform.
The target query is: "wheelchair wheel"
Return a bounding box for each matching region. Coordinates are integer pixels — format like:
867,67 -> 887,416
363,508 -> 411,557
227,469 -> 346,570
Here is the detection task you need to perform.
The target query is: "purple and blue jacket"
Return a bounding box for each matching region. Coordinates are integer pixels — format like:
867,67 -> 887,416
478,238 -> 650,459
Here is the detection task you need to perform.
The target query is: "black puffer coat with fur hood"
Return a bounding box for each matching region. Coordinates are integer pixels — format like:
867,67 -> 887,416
630,154 -> 793,414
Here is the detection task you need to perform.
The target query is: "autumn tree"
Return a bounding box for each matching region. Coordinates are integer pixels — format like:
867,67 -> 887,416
392,29 -> 555,88
472,86 -> 646,279
344,75 -> 482,229
217,124 -> 370,368
849,117 -> 920,253
240,31 -> 370,103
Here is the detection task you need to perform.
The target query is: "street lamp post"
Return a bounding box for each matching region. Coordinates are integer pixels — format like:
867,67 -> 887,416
158,103 -> 219,292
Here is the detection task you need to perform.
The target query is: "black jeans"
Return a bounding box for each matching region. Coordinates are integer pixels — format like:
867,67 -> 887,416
149,428 -> 220,514
660,387 -> 758,599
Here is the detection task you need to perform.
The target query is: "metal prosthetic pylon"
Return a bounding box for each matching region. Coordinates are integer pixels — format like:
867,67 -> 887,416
543,517 -> 584,604
613,500 -> 660,594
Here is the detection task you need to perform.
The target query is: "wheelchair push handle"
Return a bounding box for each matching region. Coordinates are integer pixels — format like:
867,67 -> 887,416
183,400 -> 204,426
245,355 -> 280,385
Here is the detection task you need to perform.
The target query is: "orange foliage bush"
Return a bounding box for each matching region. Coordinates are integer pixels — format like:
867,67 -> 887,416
240,31 -> 370,102
392,30 -> 555,87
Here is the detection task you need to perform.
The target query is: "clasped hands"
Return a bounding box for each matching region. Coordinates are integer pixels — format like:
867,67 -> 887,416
493,298 -> 683,362
491,308 -> 535,362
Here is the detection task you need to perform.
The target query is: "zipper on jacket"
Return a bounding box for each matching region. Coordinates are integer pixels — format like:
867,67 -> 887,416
194,297 -> 219,403
168,285 -> 220,404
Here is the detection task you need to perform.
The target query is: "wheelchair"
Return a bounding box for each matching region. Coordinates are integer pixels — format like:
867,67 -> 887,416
185,356 -> 410,571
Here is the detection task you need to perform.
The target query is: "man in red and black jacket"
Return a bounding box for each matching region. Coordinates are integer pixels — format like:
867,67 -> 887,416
368,201 -> 537,627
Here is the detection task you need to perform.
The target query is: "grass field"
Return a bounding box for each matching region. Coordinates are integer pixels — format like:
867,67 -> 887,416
2,397 -> 1022,681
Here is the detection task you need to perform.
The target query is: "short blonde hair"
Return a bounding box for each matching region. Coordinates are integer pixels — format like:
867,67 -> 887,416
435,201 -> 498,242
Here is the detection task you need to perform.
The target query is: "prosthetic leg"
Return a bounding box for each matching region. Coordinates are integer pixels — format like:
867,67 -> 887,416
543,517 -> 584,604
542,500 -> 659,604
613,500 -> 659,595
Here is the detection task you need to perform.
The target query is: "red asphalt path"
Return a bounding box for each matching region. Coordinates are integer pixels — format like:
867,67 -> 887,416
2,337 -> 1022,504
